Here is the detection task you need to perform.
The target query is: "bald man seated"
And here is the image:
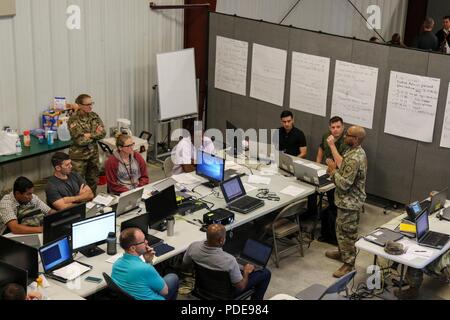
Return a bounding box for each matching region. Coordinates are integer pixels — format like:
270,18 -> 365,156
182,224 -> 271,300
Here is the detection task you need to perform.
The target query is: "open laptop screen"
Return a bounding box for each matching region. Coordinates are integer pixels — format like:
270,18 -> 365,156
416,210 -> 429,241
40,236 -> 71,273
221,177 -> 245,203
241,239 -> 272,266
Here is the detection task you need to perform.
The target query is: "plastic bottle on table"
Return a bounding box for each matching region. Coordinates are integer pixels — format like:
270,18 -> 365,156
23,130 -> 31,147
35,275 -> 47,300
15,135 -> 22,155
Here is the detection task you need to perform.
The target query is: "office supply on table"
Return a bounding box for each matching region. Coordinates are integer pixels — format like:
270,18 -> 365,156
420,188 -> 447,215
71,211 -> 116,257
280,185 -> 306,197
111,187 -> 143,217
232,239 -> 273,271
363,228 -> 403,247
247,175 -> 271,185
220,176 -> 264,214
43,203 -> 86,245
0,235 -> 38,284
415,209 -> 450,249
145,185 -> 178,231
399,222 -> 416,234
203,208 -> 235,226
39,236 -> 92,282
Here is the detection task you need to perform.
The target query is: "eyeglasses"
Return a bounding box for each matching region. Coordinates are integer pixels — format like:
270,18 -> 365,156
123,142 -> 135,148
80,102 -> 95,107
130,240 -> 147,246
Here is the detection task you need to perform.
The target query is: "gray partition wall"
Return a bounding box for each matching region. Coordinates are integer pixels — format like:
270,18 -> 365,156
207,12 -> 450,204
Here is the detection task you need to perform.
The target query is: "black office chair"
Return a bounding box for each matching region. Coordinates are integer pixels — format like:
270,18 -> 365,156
191,263 -> 254,300
98,141 -> 113,155
102,272 -> 135,300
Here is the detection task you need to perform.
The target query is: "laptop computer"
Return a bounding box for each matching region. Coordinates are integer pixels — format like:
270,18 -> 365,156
113,188 -> 144,217
8,235 -> 41,249
234,239 -> 273,271
293,160 -> 330,187
420,188 -> 447,215
364,228 -> 403,247
278,152 -> 295,175
415,209 -> 450,249
39,236 -> 92,283
220,176 -> 264,214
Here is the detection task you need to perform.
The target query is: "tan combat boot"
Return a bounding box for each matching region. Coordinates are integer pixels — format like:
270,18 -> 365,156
325,250 -> 342,262
333,263 -> 354,278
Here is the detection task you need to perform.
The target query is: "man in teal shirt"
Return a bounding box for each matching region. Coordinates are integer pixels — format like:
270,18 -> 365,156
112,228 -> 179,300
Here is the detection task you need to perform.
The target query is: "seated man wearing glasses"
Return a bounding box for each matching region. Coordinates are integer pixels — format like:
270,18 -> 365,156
67,94 -> 106,195
112,227 -> 179,300
105,134 -> 149,195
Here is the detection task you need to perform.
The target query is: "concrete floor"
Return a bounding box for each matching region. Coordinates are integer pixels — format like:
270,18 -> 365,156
33,161 -> 450,300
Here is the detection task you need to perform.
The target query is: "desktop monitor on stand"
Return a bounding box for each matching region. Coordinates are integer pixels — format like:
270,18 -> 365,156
71,211 -> 116,257
196,150 -> 225,189
0,236 -> 38,285
145,185 -> 178,232
43,203 -> 86,245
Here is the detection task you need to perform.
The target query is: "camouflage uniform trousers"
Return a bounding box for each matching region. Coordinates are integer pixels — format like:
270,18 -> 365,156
71,154 -> 100,195
406,249 -> 450,288
336,207 -> 360,266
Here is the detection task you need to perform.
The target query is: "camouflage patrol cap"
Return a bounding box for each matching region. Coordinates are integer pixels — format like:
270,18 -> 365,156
384,241 -> 405,255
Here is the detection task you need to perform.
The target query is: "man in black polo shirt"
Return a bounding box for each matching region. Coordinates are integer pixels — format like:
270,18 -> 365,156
278,110 -> 307,158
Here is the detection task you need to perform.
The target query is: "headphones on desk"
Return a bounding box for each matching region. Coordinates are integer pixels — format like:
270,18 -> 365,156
256,189 -> 280,201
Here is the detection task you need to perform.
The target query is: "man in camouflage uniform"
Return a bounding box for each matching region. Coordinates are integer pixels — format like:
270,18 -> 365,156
324,125 -> 367,278
395,250 -> 450,299
67,94 -> 106,194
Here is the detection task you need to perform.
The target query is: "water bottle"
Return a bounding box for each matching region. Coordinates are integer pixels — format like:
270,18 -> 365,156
47,130 -> 54,145
166,216 -> 175,237
15,136 -> 22,155
106,232 -> 117,255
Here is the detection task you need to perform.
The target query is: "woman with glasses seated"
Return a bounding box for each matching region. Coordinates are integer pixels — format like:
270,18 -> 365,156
105,134 -> 149,195
66,94 -> 106,195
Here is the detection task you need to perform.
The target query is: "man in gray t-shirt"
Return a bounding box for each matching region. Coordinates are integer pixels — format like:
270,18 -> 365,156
45,152 -> 94,210
183,224 -> 271,300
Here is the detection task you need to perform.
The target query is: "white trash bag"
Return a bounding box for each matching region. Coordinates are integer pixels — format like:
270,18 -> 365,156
0,129 -> 19,156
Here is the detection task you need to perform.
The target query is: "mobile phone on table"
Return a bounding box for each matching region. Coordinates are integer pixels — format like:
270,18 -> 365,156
85,276 -> 102,283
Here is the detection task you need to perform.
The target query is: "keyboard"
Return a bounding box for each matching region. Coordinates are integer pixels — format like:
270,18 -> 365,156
231,196 -> 261,209
422,231 -> 449,247
236,257 -> 263,271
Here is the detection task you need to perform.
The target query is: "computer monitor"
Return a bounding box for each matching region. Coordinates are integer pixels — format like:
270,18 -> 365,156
0,236 -> 38,285
43,202 -> 86,245
196,150 -> 225,188
71,211 -> 116,257
226,120 -> 242,156
145,185 -> 178,231
0,261 -> 28,294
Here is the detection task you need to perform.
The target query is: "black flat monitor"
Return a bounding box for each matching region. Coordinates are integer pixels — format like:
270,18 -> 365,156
71,211 -> 116,257
226,120 -> 242,156
0,236 -> 38,285
196,150 -> 225,188
43,203 -> 86,245
145,185 -> 177,231
0,261 -> 28,296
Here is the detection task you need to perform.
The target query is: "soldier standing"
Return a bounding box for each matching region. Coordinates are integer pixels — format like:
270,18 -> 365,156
67,94 -> 106,194
324,125 -> 367,278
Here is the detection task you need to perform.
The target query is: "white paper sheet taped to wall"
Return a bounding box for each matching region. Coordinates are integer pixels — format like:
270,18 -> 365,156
440,83 -> 450,148
384,71 -> 440,143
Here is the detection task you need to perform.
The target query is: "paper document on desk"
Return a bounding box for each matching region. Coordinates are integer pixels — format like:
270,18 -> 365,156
106,253 -> 157,265
93,194 -> 115,206
280,185 -> 306,197
243,183 -> 257,193
248,175 -> 271,185
172,173 -> 203,185
52,262 -> 91,281
225,160 -> 243,170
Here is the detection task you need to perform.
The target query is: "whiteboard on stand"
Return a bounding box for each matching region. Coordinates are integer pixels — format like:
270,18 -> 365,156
156,48 -> 198,121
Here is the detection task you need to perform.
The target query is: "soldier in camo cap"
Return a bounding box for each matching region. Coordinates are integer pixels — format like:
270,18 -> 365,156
67,94 -> 106,194
324,126 -> 367,278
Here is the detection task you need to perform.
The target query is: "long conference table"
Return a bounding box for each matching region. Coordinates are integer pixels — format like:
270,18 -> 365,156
9,158 -> 323,299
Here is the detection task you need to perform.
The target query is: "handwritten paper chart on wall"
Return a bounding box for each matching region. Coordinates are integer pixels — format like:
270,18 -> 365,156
384,71 -> 440,143
331,61 -> 378,129
215,36 -> 249,96
440,83 -> 450,148
250,43 -> 287,106
290,52 -> 330,117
